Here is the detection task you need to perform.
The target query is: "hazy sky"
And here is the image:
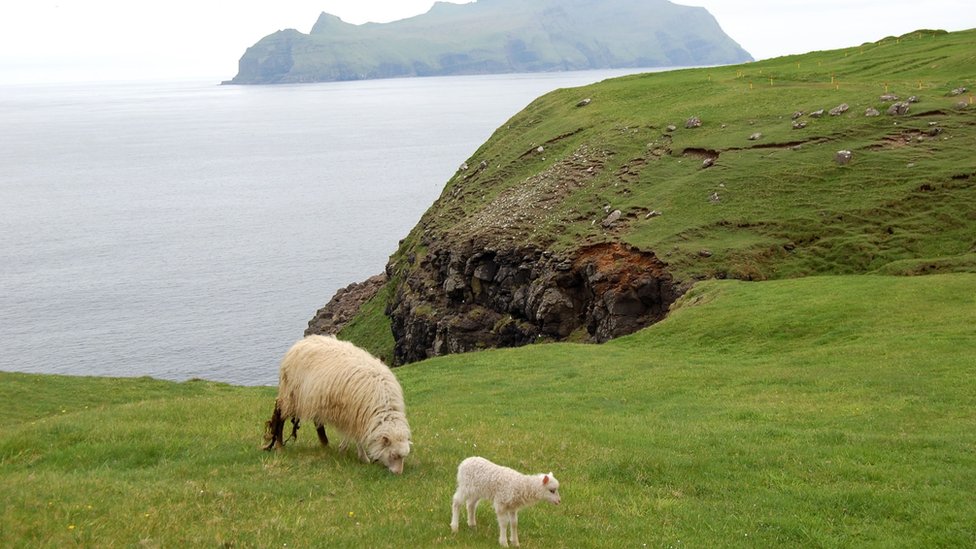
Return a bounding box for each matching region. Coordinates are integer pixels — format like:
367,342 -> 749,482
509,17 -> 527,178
0,0 -> 972,84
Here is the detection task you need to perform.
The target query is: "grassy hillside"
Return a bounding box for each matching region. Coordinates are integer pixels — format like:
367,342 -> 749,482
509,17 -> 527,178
403,28 -> 975,282
2,274 -> 974,546
334,28 -> 975,363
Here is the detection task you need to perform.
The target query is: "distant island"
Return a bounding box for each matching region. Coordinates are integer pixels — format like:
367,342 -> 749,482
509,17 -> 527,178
225,0 -> 753,85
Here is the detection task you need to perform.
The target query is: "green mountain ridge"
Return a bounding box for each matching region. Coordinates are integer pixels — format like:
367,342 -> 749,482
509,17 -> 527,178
317,28 -> 976,364
226,0 -> 752,84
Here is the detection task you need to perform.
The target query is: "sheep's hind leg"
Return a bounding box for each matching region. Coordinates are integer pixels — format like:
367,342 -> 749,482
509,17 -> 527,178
262,402 -> 285,450
288,417 -> 300,442
450,492 -> 463,533
315,423 -> 329,446
467,499 -> 479,527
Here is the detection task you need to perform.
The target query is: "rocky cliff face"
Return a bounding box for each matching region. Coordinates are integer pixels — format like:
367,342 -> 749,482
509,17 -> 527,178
387,240 -> 681,364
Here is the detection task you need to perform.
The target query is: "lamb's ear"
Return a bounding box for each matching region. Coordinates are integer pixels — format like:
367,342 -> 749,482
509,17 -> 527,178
382,435 -> 391,447
543,474 -> 550,485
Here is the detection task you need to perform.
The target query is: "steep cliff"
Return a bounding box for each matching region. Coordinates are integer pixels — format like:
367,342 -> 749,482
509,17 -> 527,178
308,29 -> 976,364
227,0 -> 752,84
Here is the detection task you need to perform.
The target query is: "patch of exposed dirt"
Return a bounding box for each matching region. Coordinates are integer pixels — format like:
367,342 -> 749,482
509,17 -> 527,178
450,144 -> 612,239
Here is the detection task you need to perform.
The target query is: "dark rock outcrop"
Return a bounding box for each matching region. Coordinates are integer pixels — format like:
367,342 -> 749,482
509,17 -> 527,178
387,241 -> 681,365
306,274 -> 388,336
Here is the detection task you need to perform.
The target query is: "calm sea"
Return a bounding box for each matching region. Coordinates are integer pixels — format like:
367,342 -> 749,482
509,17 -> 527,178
0,69 -> 655,385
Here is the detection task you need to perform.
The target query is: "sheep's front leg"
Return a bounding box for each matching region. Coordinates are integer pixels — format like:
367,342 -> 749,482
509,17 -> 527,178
315,423 -> 329,446
494,503 -> 510,547
510,510 -> 520,547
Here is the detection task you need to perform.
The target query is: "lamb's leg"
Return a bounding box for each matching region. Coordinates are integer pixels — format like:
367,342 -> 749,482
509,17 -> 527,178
450,492 -> 463,533
510,510 -> 520,547
315,423 -> 329,446
495,508 -> 510,547
262,402 -> 284,450
467,499 -> 479,527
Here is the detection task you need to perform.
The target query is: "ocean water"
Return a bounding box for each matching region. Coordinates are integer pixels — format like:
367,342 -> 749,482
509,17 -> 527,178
0,69 -> 655,385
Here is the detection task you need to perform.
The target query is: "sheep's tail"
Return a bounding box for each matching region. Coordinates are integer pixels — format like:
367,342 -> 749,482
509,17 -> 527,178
263,400 -> 285,451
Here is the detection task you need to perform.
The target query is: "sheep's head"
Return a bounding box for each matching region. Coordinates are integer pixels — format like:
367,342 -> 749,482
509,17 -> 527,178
366,419 -> 412,474
541,473 -> 561,505
375,433 -> 411,474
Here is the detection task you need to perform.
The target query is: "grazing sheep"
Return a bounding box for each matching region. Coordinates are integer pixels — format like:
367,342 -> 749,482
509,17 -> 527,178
263,335 -> 412,474
450,456 -> 561,547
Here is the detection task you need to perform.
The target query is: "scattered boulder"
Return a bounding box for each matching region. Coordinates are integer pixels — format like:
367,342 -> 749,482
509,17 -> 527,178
949,87 -> 968,96
698,249 -> 713,258
748,132 -> 763,140
458,162 -> 469,171
645,210 -> 662,219
955,101 -> 969,109
702,157 -> 715,169
536,146 -> 545,153
708,192 -> 721,203
829,103 -> 850,116
685,116 -> 702,129
666,124 -> 677,132
908,95 -> 920,103
576,98 -> 592,107
887,101 -> 910,116
809,109 -> 825,118
865,107 -> 881,117
880,93 -> 899,102
792,111 -> 804,119
835,150 -> 853,165
602,209 -> 622,227
792,121 -> 807,129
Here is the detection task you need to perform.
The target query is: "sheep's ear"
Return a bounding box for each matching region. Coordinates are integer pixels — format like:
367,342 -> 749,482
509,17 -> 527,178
543,474 -> 550,485
382,435 -> 391,447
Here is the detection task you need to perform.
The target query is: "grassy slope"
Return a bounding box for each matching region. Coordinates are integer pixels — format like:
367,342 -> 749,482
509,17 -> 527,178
401,29 -> 975,280
343,28 -> 974,361
3,274 -> 974,547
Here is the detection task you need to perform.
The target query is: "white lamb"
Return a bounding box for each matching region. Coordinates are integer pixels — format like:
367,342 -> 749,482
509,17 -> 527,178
450,456 -> 561,547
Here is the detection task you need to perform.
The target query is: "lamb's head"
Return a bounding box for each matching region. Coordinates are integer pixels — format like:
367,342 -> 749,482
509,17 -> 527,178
540,472 -> 561,505
367,422 -> 412,474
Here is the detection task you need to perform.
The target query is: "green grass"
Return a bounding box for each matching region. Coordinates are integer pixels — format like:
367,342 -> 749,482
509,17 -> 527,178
388,28 -> 976,284
3,274 -> 974,547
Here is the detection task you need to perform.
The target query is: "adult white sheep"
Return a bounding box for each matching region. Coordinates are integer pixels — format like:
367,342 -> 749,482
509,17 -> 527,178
263,335 -> 412,474
450,456 -> 561,547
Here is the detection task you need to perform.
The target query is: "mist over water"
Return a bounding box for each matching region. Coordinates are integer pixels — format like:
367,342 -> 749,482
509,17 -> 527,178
0,69 -> 657,385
